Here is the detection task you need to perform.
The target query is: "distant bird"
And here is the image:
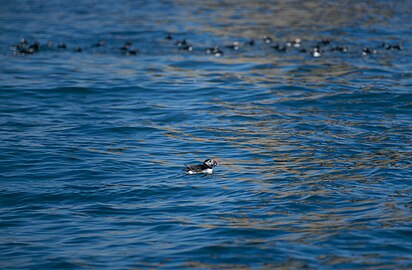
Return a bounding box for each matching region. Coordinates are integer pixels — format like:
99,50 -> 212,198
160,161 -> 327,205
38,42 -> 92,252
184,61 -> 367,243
362,47 -> 377,56
312,46 -> 322,57
205,46 -> 223,57
29,42 -> 40,52
120,41 -> 133,51
225,41 -> 241,50
185,159 -> 218,174
382,42 -> 402,50
263,35 -> 273,44
331,45 -> 348,52
292,38 -> 301,48
174,39 -> 193,51
57,43 -> 67,49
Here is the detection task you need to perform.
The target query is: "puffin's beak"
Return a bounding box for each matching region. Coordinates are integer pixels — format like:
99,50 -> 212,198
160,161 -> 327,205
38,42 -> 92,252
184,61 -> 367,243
213,160 -> 218,167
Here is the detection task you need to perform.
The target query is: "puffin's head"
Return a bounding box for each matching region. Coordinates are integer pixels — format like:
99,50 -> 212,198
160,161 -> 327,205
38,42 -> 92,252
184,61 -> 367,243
204,159 -> 218,168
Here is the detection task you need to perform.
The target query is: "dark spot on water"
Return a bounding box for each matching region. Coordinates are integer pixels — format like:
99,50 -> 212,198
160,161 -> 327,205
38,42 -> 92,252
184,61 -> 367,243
92,39 -> 105,47
331,45 -> 348,52
120,41 -> 133,51
317,38 -> 332,46
273,44 -> 287,52
127,49 -> 139,55
245,39 -> 255,46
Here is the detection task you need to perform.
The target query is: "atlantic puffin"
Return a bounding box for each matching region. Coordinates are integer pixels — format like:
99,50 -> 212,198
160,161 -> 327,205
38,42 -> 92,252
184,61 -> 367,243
185,159 -> 218,174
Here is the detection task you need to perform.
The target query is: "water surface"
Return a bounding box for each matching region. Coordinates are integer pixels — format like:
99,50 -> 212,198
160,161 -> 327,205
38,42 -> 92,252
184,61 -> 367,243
1,0 -> 412,269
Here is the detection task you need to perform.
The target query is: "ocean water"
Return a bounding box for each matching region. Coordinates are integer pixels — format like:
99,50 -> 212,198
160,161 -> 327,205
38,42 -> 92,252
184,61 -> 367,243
1,0 -> 412,269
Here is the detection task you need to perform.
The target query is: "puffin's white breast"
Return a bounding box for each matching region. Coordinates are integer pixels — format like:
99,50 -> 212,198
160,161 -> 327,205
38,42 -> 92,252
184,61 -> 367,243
186,168 -> 213,174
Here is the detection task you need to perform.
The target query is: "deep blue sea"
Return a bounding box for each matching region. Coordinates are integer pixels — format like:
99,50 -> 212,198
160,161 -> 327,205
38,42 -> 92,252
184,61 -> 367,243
1,1 -> 412,269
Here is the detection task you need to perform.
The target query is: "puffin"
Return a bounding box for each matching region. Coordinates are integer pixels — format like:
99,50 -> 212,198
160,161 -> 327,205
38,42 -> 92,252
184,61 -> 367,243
185,159 -> 218,174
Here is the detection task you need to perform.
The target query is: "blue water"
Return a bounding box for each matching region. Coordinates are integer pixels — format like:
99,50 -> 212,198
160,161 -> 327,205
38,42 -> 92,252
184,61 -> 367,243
1,1 -> 412,269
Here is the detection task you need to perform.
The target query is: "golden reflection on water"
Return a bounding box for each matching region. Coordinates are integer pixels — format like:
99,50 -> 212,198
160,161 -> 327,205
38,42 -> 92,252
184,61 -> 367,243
156,93 -> 409,180
147,79 -> 411,242
122,3 -> 412,264
173,0 -> 395,38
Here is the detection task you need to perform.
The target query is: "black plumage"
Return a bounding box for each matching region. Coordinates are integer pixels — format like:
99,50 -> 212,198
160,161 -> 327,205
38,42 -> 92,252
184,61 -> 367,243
184,159 -> 217,174
184,163 -> 210,173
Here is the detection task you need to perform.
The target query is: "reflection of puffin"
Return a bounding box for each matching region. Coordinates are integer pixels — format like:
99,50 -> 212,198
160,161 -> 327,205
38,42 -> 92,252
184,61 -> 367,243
185,159 -> 218,174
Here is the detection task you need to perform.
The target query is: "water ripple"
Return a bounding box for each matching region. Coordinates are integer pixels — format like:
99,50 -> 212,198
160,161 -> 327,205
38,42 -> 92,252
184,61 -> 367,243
1,0 -> 412,269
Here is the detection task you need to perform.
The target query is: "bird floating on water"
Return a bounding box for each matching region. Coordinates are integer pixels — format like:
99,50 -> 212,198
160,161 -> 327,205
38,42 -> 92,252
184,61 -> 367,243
184,159 -> 218,174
